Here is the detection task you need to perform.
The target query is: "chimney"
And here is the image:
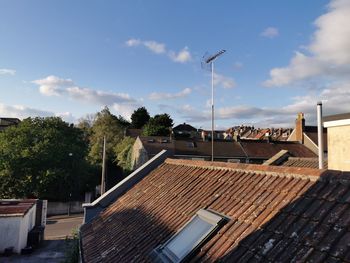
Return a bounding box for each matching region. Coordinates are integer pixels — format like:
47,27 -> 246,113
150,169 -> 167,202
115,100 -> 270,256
295,112 -> 305,143
317,102 -> 324,169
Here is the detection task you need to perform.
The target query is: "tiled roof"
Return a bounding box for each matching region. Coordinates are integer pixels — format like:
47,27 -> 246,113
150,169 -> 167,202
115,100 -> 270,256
174,140 -> 246,158
173,123 -> 197,132
139,136 -> 175,156
240,140 -> 316,159
80,159 -> 350,262
0,199 -> 36,217
139,137 -> 315,161
281,157 -> 328,169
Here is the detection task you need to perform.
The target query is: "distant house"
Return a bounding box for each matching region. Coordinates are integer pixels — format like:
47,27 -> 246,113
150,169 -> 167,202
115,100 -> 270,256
0,199 -> 46,254
324,112 -> 350,171
0,117 -> 20,131
225,126 -> 292,142
288,112 -> 327,155
130,136 -> 316,169
172,123 -> 197,139
80,155 -> 350,262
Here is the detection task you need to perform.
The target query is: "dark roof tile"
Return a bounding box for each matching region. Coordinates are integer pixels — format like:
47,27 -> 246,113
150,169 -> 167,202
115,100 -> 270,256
81,159 -> 350,262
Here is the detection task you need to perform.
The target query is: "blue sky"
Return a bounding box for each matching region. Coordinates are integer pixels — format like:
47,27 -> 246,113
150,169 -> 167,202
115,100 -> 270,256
1,0 -> 350,129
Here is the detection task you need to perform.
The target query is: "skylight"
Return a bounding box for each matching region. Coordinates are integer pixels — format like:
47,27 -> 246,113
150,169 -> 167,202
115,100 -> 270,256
150,209 -> 227,263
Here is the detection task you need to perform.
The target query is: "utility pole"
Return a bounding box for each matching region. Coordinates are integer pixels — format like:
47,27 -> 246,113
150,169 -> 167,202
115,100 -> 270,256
101,136 -> 106,195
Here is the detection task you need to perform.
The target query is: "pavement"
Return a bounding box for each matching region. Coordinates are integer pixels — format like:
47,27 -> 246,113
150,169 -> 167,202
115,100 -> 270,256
45,214 -> 84,240
0,214 -> 83,263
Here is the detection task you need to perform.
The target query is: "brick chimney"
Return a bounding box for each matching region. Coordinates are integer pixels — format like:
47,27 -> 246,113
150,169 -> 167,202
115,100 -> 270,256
295,112 -> 305,143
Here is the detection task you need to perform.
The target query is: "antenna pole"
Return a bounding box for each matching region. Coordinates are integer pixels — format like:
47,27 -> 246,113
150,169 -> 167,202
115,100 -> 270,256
201,49 -> 226,162
211,61 -> 214,162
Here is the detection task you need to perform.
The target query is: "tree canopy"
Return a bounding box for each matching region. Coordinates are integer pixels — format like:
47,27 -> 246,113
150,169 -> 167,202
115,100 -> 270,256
142,113 -> 173,136
88,107 -> 129,164
131,107 -> 150,129
0,117 -> 97,201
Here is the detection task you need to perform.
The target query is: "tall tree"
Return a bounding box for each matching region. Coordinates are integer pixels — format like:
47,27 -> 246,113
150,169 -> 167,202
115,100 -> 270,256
88,107 -> 126,164
131,107 -> 150,129
142,113 -> 173,136
0,117 -> 96,201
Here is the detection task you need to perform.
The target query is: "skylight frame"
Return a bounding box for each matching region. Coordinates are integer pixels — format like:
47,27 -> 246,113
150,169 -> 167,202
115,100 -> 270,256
150,209 -> 228,263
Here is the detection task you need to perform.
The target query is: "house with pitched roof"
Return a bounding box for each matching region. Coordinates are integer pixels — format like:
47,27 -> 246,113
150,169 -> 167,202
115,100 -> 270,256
288,113 -> 327,156
131,136 -> 316,169
80,150 -> 350,262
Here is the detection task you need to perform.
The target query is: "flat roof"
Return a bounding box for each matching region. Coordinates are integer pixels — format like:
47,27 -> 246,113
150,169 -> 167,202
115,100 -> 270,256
0,199 -> 37,217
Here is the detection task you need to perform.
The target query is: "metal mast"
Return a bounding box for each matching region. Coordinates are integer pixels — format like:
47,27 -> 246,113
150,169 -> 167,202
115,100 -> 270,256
202,50 -> 226,162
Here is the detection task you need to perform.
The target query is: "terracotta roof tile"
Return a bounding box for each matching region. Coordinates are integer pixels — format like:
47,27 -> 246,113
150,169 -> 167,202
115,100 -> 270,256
80,159 -> 350,262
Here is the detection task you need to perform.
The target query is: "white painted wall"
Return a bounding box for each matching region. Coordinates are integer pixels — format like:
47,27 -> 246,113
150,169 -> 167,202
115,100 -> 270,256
0,204 -> 36,254
47,201 -> 84,216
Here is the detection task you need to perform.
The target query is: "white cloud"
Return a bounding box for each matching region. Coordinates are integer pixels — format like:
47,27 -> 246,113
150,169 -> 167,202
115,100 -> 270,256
168,47 -> 192,63
125,38 -> 192,63
112,102 -> 141,121
143,41 -> 166,54
213,73 -> 236,89
33,75 -> 135,105
0,103 -> 53,119
32,75 -> 141,120
0,68 -> 16,76
125,38 -> 141,47
149,88 -> 192,100
265,0 -> 350,86
33,75 -> 74,96
0,103 -> 77,123
168,80 -> 350,127
261,27 -> 279,38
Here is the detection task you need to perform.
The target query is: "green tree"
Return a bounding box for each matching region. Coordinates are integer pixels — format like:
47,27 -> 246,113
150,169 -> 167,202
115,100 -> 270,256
0,117 -> 96,201
114,136 -> 135,173
142,113 -> 173,136
88,107 -> 126,164
131,107 -> 150,129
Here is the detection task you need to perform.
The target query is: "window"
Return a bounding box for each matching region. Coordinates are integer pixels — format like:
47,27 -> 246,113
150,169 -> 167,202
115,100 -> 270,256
150,209 -> 227,263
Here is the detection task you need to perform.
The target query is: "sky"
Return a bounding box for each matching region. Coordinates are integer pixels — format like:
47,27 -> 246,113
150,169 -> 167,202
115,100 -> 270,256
1,0 -> 350,129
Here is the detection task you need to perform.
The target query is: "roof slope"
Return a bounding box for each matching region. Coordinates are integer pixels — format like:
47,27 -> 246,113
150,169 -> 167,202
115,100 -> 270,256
304,126 -> 328,152
240,141 -> 316,159
174,140 -> 246,158
81,159 -> 350,263
281,157 -> 328,169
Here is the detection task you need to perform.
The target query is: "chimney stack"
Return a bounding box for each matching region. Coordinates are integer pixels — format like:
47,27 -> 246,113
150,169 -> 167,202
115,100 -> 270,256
295,112 -> 305,143
317,102 -> 324,169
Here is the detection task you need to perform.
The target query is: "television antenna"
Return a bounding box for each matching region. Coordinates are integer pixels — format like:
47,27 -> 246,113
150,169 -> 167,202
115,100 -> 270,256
201,49 -> 226,162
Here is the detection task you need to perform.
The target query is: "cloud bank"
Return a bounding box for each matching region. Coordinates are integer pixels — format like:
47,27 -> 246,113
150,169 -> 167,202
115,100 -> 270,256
126,38 -> 192,63
0,69 -> 16,76
264,0 -> 350,87
149,88 -> 192,100
32,75 -> 140,120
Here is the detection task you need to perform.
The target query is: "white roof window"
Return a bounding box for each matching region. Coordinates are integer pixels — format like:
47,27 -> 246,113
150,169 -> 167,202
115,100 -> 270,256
150,209 -> 228,262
